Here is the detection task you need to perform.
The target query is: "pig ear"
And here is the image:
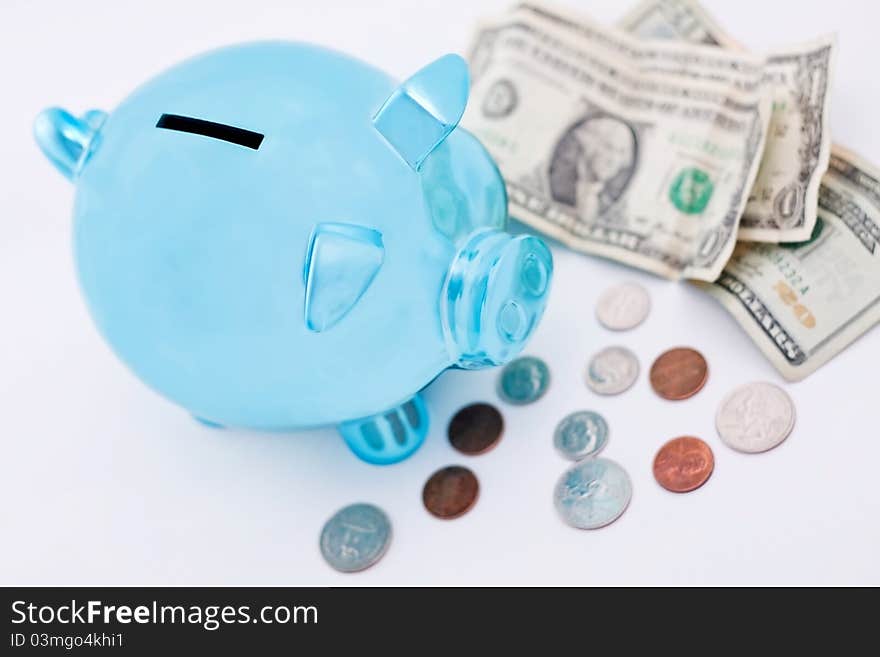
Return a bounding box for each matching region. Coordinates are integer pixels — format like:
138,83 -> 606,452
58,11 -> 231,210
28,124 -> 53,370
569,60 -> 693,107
303,222 -> 385,333
34,107 -> 107,181
372,54 -> 469,171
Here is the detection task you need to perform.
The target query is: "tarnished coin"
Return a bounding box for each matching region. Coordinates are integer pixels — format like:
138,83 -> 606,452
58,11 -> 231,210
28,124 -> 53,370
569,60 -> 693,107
319,503 -> 392,573
595,281 -> 651,330
716,381 -> 795,453
585,346 -> 639,395
497,355 -> 550,405
652,436 -> 714,493
448,403 -> 503,455
422,466 -> 480,519
554,458 -> 632,529
649,347 -> 709,400
553,411 -> 609,461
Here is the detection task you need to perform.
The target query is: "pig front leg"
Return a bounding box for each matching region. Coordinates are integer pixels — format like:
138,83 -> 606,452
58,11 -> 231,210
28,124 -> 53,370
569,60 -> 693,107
338,394 -> 429,465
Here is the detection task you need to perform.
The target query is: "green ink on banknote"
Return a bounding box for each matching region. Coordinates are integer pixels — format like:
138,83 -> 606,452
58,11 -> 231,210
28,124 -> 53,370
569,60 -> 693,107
780,216 -> 825,250
670,167 -> 713,214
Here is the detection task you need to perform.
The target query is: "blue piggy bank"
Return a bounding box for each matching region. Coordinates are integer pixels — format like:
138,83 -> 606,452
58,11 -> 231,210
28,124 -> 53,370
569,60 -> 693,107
34,42 -> 552,464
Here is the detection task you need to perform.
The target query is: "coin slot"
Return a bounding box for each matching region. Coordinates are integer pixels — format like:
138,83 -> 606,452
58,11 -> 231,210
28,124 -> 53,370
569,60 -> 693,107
155,113 -> 264,150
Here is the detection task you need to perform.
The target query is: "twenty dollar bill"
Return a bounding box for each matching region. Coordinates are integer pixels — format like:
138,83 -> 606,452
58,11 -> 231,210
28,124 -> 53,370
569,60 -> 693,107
696,146 -> 880,381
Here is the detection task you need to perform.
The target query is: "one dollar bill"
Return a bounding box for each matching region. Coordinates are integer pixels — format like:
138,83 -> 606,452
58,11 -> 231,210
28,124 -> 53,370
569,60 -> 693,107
618,0 -> 743,49
619,0 -> 837,242
696,145 -> 880,381
464,6 -> 770,280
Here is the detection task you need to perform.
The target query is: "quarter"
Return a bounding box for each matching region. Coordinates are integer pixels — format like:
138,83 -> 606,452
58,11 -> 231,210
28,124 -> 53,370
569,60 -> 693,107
716,381 -> 795,453
319,503 -> 392,573
553,457 -> 632,529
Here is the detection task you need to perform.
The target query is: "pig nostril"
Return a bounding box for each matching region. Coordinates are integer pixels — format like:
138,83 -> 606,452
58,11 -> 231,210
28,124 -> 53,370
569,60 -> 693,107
498,300 -> 528,343
521,252 -> 548,297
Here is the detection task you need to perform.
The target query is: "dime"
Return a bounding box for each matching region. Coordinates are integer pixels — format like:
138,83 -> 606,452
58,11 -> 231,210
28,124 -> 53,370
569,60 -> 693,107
319,503 -> 392,573
422,466 -> 480,519
553,411 -> 609,461
649,347 -> 709,400
448,403 -> 504,455
652,436 -> 714,493
553,458 -> 632,529
497,355 -> 550,405
595,281 -> 651,330
585,346 -> 639,395
716,381 -> 796,453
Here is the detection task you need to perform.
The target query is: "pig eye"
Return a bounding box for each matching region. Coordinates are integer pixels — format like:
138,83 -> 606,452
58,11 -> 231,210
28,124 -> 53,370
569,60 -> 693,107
156,113 -> 263,150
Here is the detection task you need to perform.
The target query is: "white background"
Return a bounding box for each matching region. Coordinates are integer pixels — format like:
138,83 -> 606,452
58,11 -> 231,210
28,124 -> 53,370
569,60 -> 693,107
2,0 -> 878,585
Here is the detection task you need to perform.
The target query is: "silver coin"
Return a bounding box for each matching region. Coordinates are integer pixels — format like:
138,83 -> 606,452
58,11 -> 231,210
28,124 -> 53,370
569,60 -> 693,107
595,281 -> 651,331
716,381 -> 796,453
585,346 -> 640,395
497,355 -> 550,405
554,458 -> 632,529
553,411 -> 609,461
319,503 -> 391,573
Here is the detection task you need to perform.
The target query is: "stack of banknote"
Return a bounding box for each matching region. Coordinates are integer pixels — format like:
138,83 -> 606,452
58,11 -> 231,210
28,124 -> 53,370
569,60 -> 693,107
464,0 -> 880,381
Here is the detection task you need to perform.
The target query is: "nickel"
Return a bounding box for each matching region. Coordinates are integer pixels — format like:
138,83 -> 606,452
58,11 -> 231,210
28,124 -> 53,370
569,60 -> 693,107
422,466 -> 480,519
585,346 -> 640,395
649,347 -> 709,400
554,457 -> 632,529
319,503 -> 392,573
448,403 -> 504,455
716,381 -> 796,453
553,410 -> 609,461
595,281 -> 651,331
652,436 -> 714,493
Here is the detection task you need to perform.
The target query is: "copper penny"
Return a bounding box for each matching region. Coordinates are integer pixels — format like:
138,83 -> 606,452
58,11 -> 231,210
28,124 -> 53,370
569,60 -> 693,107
652,436 -> 714,493
422,466 -> 479,519
649,347 -> 708,400
448,403 -> 504,455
